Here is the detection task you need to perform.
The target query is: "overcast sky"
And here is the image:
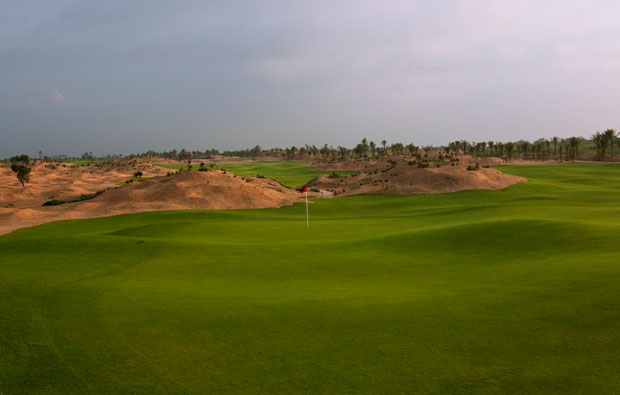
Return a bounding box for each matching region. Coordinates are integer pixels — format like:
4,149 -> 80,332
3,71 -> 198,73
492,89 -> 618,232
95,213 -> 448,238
2,0 -> 620,157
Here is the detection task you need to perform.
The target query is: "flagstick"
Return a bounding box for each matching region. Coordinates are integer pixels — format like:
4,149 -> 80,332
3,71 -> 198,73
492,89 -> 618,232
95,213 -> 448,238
305,191 -> 309,228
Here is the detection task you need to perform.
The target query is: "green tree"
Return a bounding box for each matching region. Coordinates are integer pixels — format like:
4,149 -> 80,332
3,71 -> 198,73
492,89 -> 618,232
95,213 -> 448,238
487,141 -> 494,156
504,142 -> 515,160
520,141 -> 530,159
568,137 -> 581,161
592,132 -> 607,160
10,155 -> 31,188
604,129 -> 616,157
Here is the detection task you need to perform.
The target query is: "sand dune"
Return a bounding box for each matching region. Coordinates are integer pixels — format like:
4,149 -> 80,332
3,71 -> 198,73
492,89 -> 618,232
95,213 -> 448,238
1,158 -> 525,235
310,159 -> 525,196
0,170 -> 304,235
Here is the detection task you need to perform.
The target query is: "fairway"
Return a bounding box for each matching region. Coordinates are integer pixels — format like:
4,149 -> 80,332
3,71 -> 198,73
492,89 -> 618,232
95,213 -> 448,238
2,163 -> 620,393
157,161 -> 355,187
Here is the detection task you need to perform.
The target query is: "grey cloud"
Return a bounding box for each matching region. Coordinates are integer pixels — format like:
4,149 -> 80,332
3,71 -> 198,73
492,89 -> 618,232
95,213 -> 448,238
2,0 -> 620,157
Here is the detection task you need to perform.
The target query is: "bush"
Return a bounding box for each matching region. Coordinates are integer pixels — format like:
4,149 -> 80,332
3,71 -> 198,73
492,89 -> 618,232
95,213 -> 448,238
42,199 -> 66,206
256,174 -> 265,178
328,172 -> 341,178
418,162 -> 430,168
310,188 -> 320,192
467,163 -> 480,171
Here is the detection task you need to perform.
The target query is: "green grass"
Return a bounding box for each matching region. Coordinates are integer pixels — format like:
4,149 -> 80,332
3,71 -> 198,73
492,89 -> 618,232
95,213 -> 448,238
65,159 -> 96,167
2,162 -> 620,393
156,161 -> 356,187
116,176 -> 151,186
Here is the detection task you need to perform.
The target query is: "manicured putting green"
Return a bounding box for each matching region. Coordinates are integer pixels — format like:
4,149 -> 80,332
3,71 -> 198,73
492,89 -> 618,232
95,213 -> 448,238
1,162 -> 620,393
157,161 -> 356,187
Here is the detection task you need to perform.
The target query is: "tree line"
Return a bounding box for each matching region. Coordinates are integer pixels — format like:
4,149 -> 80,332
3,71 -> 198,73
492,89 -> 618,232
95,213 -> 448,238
5,131 -> 618,188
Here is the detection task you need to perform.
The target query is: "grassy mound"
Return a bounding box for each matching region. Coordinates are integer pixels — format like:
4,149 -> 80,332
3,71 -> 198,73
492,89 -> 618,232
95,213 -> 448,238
157,161 -> 355,187
1,163 -> 620,393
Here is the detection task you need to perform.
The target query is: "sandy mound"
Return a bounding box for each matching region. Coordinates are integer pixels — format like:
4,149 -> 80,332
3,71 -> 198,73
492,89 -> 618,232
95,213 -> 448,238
0,160 -> 170,209
0,170 -> 305,235
79,170 -> 302,212
309,159 -> 525,196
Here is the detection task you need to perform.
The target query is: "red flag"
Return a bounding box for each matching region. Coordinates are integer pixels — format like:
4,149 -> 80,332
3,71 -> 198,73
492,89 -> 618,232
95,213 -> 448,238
298,185 -> 307,193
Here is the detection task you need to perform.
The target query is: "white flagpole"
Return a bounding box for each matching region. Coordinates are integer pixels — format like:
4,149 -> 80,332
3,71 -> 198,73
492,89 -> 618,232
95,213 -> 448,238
305,190 -> 309,228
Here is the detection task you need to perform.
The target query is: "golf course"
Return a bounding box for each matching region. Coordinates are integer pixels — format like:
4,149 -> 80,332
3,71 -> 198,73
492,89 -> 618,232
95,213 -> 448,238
1,162 -> 620,393
157,161 -> 356,188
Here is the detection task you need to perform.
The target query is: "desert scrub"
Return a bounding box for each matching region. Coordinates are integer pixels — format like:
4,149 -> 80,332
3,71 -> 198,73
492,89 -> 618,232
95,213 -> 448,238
42,199 -> 66,206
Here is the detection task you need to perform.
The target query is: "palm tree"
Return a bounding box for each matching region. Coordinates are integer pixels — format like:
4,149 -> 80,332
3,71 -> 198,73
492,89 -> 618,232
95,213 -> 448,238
604,129 -> 616,157
369,141 -> 376,157
496,142 -> 503,158
406,143 -> 416,156
461,140 -> 468,156
504,142 -> 514,160
592,132 -> 606,160
520,141 -> 530,159
568,137 -> 580,161
487,141 -> 494,156
552,136 -> 559,156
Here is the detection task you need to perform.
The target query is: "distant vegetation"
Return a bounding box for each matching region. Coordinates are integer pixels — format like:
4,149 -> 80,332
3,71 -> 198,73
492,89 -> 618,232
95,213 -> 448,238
4,130 -> 618,164
129,130 -> 617,163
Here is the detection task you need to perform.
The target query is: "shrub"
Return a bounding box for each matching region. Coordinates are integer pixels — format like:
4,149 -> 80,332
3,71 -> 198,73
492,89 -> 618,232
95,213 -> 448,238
328,172 -> 341,178
42,199 -> 66,206
467,163 -> 480,171
310,188 -> 320,192
256,174 -> 265,178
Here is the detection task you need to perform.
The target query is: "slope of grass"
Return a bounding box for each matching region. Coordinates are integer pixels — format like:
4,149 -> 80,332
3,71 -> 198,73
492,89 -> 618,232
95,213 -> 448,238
65,159 -> 97,167
156,161 -> 355,187
2,163 -> 620,393
116,176 -> 151,186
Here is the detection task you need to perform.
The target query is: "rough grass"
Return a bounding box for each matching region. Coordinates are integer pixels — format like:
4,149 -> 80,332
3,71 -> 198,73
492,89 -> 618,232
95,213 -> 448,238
116,176 -> 150,186
65,159 -> 97,167
156,161 -> 355,187
1,163 -> 620,393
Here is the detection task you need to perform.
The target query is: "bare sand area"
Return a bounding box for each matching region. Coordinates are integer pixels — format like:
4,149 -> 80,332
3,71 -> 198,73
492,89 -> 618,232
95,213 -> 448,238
1,156 -> 525,235
311,156 -> 525,196
0,162 -> 306,235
